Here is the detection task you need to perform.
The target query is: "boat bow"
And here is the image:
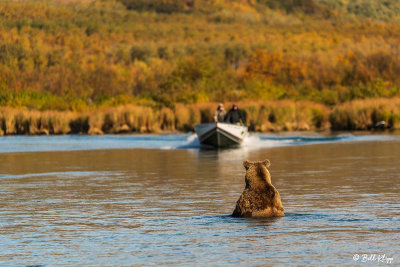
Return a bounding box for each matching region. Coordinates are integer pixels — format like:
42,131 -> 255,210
194,122 -> 248,147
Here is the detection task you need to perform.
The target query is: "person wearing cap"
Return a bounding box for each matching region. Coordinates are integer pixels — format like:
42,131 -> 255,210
214,103 -> 226,122
224,104 -> 246,125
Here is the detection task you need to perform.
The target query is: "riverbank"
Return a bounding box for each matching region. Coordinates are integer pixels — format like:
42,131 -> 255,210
1,98 -> 399,135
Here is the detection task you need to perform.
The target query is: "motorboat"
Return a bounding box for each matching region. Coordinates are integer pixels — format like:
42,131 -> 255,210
194,122 -> 248,147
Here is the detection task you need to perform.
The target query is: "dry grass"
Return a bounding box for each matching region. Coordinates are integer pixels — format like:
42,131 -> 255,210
174,104 -> 191,131
100,106 -> 160,133
0,108 -> 74,135
330,98 -> 400,130
239,101 -> 331,132
1,98 -> 399,135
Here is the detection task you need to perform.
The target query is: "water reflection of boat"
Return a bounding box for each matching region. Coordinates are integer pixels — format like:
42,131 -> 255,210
194,122 -> 248,147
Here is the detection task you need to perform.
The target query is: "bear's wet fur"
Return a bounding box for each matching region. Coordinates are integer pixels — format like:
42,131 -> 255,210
232,159 -> 284,218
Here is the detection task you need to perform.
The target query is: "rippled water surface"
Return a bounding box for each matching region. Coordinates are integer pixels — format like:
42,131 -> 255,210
1,133 -> 399,266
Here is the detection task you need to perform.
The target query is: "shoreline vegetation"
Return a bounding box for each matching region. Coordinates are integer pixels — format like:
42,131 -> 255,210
2,0 -> 400,135
1,98 -> 399,135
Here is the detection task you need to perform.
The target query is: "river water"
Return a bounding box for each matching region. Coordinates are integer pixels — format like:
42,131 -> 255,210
0,133 -> 399,266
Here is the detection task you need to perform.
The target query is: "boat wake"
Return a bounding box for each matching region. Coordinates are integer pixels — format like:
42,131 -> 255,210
180,132 -> 397,150
0,133 -> 397,153
176,134 -> 201,149
242,133 -> 356,148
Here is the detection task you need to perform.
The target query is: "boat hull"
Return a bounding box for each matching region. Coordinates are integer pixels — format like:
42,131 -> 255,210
194,123 -> 248,147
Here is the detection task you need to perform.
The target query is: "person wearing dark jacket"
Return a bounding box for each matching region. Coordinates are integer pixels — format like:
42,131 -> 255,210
225,104 -> 246,124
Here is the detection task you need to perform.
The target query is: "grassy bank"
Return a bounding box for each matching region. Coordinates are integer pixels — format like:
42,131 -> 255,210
1,98 -> 399,136
3,1 -> 400,135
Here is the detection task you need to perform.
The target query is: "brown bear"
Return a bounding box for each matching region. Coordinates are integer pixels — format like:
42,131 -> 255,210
232,159 -> 284,218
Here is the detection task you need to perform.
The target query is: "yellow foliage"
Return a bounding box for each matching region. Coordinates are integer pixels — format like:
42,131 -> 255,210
2,0 -> 400,113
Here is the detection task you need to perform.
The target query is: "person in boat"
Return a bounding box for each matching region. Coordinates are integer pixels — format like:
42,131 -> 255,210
224,104 -> 246,125
213,103 -> 226,122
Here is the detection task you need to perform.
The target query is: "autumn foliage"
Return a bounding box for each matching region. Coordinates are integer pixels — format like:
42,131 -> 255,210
1,0 -> 400,132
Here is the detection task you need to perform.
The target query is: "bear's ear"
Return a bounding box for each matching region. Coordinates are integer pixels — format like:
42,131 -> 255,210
243,160 -> 250,170
263,159 -> 270,168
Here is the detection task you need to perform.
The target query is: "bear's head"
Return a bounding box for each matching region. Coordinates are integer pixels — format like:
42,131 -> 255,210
243,159 -> 272,189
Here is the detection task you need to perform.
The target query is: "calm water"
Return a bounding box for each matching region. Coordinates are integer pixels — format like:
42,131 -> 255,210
0,133 -> 399,266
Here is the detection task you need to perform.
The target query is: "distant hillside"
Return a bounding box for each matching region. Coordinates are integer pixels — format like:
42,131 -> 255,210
0,0 -> 400,111
118,0 -> 400,20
